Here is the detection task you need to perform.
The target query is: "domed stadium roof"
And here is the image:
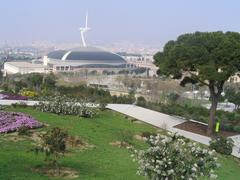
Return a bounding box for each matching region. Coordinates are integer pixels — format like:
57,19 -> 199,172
47,46 -> 126,64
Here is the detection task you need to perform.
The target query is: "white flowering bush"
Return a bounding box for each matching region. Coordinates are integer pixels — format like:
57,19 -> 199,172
131,133 -> 219,180
37,96 -> 96,118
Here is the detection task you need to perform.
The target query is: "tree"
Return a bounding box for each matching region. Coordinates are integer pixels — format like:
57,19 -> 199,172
12,80 -> 27,93
27,73 -> 44,91
34,127 -> 68,172
42,73 -> 56,90
154,31 -> 240,135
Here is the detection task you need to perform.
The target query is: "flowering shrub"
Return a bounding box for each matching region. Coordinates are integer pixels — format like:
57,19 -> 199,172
210,136 -> 234,155
131,133 -> 219,180
20,89 -> 38,98
0,92 -> 28,100
37,96 -> 96,118
0,112 -> 42,133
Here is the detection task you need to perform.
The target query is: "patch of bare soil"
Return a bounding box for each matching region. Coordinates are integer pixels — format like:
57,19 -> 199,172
1,132 -> 26,142
42,123 -> 50,127
6,136 -> 26,142
109,141 -> 133,148
66,136 -> 95,151
30,131 -> 46,142
1,129 -> 47,143
174,121 -> 240,137
32,167 -> 79,179
134,134 -> 147,141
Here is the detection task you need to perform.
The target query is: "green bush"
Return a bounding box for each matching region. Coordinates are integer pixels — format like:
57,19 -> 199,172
224,112 -> 236,122
98,99 -> 108,111
99,102 -> 107,111
209,136 -> 234,155
167,92 -> 180,104
222,123 -> 234,131
233,125 -> 240,133
56,85 -> 112,102
234,113 -> 240,121
198,115 -> 207,122
137,96 -> 146,107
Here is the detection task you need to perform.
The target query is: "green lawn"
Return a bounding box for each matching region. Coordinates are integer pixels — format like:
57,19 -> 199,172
0,107 -> 240,180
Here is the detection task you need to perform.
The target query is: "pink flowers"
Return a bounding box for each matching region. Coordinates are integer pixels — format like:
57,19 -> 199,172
0,112 -> 42,133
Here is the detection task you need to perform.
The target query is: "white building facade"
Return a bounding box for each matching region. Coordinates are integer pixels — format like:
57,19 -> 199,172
4,61 -> 47,74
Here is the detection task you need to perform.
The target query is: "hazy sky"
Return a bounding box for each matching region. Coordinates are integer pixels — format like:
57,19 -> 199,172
0,0 -> 240,47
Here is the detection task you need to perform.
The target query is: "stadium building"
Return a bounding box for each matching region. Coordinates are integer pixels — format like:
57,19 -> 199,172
44,46 -> 127,73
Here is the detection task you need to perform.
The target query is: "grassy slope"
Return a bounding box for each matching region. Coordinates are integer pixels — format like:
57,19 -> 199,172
0,107 -> 240,180
0,108 -> 156,180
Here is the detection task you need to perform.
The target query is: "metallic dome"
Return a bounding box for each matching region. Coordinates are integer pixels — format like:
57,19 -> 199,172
47,46 -> 126,64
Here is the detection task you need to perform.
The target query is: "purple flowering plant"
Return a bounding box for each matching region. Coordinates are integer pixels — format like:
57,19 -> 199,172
0,92 -> 28,100
0,112 -> 42,133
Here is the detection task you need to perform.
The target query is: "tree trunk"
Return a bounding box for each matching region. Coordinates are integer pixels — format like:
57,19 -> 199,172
207,96 -> 218,136
207,80 -> 224,136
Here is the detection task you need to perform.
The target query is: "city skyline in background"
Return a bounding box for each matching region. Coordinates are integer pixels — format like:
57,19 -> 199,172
0,0 -> 240,51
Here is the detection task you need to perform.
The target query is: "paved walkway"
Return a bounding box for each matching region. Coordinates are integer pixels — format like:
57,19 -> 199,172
107,104 -> 240,158
0,100 -> 39,106
107,104 -> 186,129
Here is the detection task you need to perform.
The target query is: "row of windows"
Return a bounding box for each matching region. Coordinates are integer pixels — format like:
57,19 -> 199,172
54,64 -> 127,71
55,66 -> 74,71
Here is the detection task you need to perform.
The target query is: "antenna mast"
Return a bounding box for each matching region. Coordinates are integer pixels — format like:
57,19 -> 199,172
79,10 -> 90,47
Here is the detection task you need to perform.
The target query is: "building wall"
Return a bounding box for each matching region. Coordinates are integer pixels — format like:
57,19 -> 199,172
4,63 -> 20,74
18,67 -> 46,74
4,62 -> 46,74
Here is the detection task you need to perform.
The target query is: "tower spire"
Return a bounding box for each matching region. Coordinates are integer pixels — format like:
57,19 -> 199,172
79,10 -> 90,47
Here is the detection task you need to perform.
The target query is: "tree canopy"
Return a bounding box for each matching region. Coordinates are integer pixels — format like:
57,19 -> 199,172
154,31 -> 240,134
154,31 -> 240,85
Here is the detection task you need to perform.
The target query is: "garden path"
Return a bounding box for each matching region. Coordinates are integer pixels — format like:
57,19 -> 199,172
0,100 -> 38,106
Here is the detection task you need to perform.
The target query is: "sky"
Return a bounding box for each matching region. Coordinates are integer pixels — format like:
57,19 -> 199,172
0,0 -> 240,48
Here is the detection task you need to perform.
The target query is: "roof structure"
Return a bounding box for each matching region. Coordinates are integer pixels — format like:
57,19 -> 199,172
47,47 -> 126,64
5,61 -> 46,68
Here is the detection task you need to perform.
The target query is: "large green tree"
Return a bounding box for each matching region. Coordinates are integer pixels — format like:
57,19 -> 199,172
154,31 -> 240,135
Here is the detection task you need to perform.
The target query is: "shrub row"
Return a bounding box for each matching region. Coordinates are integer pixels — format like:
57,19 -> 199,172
36,96 -> 96,118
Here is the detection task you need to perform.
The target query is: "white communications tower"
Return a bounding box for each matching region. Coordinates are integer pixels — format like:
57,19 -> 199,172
79,11 -> 90,47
